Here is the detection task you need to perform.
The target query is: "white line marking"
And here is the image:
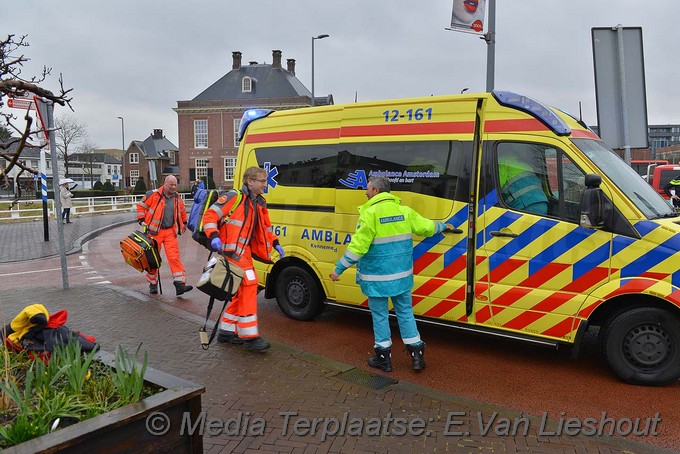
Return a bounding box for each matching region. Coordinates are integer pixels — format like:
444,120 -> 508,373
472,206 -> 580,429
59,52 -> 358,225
0,266 -> 86,277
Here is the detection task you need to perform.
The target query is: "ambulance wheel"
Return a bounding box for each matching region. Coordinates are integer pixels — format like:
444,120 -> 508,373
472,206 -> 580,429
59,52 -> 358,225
601,307 -> 680,386
275,266 -> 324,321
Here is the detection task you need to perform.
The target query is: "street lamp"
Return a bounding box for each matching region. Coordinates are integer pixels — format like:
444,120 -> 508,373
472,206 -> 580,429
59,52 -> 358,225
311,34 -> 329,107
116,116 -> 125,154
117,116 -> 125,187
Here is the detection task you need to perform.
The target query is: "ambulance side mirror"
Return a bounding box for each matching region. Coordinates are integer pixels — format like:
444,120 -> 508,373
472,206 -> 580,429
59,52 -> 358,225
579,174 -> 612,229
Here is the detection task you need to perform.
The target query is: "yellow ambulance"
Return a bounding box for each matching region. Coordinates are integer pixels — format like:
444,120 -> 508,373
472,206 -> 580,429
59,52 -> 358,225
236,90 -> 680,386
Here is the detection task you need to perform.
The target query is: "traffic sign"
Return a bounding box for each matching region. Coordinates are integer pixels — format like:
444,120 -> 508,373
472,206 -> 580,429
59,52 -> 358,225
7,97 -> 35,110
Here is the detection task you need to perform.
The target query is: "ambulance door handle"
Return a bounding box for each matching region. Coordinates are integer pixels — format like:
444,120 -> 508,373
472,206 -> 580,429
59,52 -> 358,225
489,230 -> 518,238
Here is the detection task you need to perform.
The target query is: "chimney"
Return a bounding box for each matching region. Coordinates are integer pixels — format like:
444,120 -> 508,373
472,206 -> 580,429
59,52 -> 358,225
272,50 -> 282,68
232,51 -> 242,70
286,58 -> 296,75
153,129 -> 163,139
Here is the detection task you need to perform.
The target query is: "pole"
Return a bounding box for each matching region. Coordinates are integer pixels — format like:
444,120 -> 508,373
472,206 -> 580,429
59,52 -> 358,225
311,34 -> 329,107
40,149 -> 48,241
46,100 -> 69,289
485,0 -> 496,92
615,25 -> 632,165
311,37 -> 316,107
117,116 -> 125,153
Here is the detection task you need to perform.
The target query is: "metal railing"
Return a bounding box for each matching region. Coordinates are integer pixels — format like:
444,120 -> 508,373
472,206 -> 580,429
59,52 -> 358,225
0,193 -> 189,222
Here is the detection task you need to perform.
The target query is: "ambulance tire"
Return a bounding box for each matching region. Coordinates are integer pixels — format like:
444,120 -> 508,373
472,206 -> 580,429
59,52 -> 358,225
275,266 -> 324,321
601,307 -> 680,386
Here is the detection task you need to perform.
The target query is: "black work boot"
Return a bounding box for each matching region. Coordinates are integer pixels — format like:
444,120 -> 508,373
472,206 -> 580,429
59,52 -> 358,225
405,342 -> 426,371
367,346 -> 392,372
217,330 -> 243,345
149,284 -> 158,295
174,282 -> 193,296
242,337 -> 271,352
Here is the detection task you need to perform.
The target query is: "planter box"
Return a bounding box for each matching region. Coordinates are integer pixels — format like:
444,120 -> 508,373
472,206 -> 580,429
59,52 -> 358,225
4,351 -> 205,453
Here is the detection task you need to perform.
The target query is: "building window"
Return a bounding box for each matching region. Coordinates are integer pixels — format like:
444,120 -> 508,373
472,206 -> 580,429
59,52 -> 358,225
234,118 -> 241,147
166,150 -> 176,165
196,158 -> 209,180
242,77 -> 252,93
653,138 -> 669,149
194,120 -> 208,148
130,170 -> 139,187
129,152 -> 139,164
224,157 -> 237,181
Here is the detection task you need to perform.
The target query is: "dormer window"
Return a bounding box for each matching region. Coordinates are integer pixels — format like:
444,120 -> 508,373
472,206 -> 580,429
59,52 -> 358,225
242,76 -> 252,93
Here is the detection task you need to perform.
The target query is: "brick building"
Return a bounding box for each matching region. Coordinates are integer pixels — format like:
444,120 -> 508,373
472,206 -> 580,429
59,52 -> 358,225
174,49 -> 332,190
121,129 -> 179,189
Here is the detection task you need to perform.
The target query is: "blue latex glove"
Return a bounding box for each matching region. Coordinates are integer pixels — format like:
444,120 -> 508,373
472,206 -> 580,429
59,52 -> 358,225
211,237 -> 222,252
274,244 -> 285,258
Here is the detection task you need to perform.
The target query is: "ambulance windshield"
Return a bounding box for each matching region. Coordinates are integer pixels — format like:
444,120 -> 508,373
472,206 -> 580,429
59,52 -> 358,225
572,139 -> 675,219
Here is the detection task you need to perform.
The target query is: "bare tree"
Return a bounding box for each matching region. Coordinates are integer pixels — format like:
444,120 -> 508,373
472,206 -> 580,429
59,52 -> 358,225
77,139 -> 99,187
55,114 -> 86,177
0,34 -> 74,206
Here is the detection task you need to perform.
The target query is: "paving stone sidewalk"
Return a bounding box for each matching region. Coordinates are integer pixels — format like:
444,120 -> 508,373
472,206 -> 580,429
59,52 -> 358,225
0,211 -> 136,263
0,285 -> 666,453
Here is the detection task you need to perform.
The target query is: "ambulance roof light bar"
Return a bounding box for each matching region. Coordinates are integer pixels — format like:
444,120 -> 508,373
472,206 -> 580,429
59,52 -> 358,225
492,90 -> 572,136
238,108 -> 274,140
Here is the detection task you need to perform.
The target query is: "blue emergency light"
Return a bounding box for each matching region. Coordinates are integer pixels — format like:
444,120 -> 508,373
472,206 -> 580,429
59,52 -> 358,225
238,109 -> 274,140
492,90 -> 572,136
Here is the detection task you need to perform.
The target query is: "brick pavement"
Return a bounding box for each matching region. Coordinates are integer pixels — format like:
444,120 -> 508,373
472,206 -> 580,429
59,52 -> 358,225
0,214 -> 671,453
0,211 -> 135,262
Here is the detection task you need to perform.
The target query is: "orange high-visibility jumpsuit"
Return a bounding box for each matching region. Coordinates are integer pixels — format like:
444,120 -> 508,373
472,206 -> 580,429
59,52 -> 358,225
202,187 -> 277,339
136,190 -> 188,285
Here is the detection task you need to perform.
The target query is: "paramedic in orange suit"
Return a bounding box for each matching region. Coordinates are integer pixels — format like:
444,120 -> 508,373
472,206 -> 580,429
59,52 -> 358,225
136,175 -> 193,296
202,166 -> 284,352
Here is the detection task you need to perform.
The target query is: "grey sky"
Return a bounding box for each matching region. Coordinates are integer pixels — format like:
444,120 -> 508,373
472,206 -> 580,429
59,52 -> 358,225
1,0 -> 677,150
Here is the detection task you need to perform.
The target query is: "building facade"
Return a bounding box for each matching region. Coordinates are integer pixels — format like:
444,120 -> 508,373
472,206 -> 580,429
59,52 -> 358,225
67,152 -> 122,189
121,129 -> 179,190
591,124 -> 680,160
174,49 -> 332,190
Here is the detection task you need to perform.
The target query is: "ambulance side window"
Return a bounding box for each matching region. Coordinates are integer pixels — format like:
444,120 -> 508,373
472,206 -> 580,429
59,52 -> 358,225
337,140 -> 472,203
495,142 -> 585,222
255,145 -> 338,188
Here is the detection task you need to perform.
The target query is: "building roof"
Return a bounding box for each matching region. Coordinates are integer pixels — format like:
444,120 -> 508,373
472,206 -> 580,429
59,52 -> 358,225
97,148 -> 125,160
132,130 -> 178,159
69,152 -> 122,165
193,64 -> 311,101
1,139 -> 42,158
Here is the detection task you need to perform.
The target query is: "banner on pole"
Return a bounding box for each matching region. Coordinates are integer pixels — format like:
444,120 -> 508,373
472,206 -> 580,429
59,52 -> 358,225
450,0 -> 486,33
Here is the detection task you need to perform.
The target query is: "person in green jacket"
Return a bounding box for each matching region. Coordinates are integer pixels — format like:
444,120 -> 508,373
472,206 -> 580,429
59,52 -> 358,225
497,153 -> 548,215
330,176 -> 454,372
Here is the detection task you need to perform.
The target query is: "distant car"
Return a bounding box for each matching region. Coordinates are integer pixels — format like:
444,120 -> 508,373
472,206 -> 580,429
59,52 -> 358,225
648,164 -> 680,200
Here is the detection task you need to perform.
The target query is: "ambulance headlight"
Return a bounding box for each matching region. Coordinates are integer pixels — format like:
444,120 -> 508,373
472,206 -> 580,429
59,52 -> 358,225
239,109 -> 274,140
492,90 -> 571,136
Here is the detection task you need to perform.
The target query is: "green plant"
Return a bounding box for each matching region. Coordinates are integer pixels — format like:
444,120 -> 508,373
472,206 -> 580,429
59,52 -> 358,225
102,181 -> 114,191
93,181 -> 104,190
133,178 -> 147,194
0,340 -> 159,449
53,342 -> 97,395
111,344 -> 148,405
